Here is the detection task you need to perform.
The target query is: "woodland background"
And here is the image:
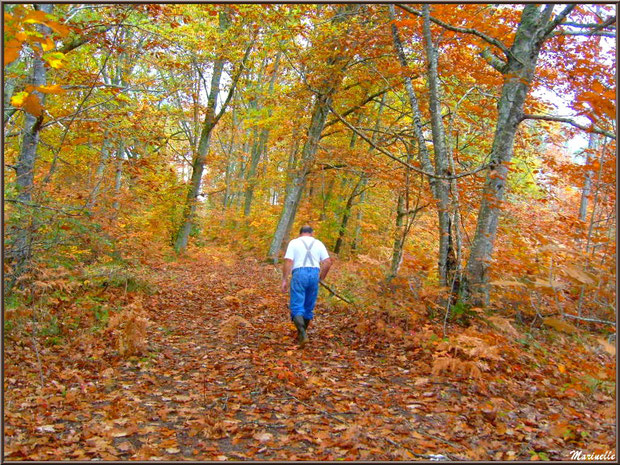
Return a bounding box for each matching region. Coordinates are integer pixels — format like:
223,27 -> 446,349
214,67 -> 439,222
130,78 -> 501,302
3,2 -> 617,461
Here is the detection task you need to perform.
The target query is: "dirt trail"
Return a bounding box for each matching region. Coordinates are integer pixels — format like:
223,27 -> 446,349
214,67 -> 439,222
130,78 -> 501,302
4,246 -> 616,460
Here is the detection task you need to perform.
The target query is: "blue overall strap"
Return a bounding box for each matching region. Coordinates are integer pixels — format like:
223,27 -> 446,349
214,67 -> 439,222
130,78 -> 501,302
302,239 -> 316,267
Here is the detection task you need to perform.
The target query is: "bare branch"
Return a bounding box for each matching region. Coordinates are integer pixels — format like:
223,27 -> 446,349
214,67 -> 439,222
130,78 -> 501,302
551,30 -> 615,38
521,114 -> 616,140
542,4 -> 577,38
327,103 -> 490,180
323,87 -> 390,130
212,41 -> 255,127
551,14 -> 616,38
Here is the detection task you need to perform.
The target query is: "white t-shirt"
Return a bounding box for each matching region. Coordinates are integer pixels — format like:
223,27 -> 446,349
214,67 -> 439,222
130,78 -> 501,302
284,236 -> 330,270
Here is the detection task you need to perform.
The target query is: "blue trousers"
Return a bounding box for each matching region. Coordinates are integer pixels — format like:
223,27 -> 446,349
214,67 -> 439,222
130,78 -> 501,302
290,267 -> 320,320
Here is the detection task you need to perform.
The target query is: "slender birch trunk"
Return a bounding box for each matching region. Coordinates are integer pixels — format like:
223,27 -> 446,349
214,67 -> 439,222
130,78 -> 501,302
578,132 -> 599,222
268,92 -> 334,260
267,6 -> 356,261
244,52 -> 281,216
422,5 -> 456,288
174,53 -> 225,252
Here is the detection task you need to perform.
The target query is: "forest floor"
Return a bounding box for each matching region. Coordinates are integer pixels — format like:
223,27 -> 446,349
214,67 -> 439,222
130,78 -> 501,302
3,245 -> 617,461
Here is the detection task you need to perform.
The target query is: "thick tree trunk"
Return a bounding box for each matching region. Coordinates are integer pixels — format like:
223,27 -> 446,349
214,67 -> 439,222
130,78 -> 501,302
9,4 -> 53,274
463,5 -> 566,304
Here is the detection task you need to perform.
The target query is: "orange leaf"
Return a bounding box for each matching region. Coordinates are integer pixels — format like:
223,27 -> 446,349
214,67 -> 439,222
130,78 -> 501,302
23,10 -> 51,24
45,20 -> 71,37
4,39 -> 21,66
41,35 -> 55,52
23,93 -> 43,117
37,84 -> 65,94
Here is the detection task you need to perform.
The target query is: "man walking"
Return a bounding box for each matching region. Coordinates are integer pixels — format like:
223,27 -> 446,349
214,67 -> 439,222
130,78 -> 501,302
281,225 -> 332,347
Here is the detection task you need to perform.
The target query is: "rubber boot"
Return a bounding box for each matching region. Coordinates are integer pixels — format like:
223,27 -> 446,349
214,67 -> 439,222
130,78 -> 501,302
293,315 -> 308,347
304,318 -> 311,330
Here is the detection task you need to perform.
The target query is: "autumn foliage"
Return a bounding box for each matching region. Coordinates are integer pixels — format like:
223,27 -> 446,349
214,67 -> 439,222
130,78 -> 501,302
3,3 -> 616,461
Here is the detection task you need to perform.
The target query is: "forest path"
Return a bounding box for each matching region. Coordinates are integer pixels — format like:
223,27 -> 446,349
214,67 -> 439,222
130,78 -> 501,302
4,246 -> 616,461
137,246 -> 458,461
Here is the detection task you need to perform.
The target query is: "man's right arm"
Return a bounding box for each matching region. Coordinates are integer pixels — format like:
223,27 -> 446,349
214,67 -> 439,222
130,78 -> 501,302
319,257 -> 332,281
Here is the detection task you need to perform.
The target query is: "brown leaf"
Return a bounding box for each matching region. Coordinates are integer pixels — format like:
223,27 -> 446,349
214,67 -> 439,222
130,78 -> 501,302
542,317 -> 578,334
254,432 -> 273,443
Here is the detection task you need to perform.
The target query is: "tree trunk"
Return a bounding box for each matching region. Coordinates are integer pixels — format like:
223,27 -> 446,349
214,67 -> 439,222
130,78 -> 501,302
422,5 -> 455,287
267,5 -> 355,261
389,5 -> 437,196
463,5 -> 569,305
9,4 -> 53,274
244,52 -> 281,216
112,142 -> 124,215
387,193 -> 407,281
352,94 -> 385,253
391,5 -> 453,287
174,12 -> 234,252
174,54 -> 225,251
222,106 -> 238,209
578,132 -> 599,222
268,92 -> 334,260
334,176 -> 363,254
85,139 -> 110,210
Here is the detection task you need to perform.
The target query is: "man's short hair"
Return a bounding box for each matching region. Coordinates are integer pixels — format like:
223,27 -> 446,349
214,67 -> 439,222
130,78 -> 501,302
300,225 -> 313,234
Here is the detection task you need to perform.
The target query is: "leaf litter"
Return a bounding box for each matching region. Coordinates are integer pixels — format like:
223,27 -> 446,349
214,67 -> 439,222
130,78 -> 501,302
4,245 -> 616,460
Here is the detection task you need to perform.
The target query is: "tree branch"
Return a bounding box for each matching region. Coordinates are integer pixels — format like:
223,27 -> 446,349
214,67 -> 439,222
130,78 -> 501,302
521,114 -> 616,139
551,14 -> 616,38
212,41 -> 255,127
479,48 -> 507,73
323,87 -> 390,129
327,103 -> 490,180
542,4 -> 577,38
320,280 -> 354,305
563,313 -> 615,326
551,30 -> 615,38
